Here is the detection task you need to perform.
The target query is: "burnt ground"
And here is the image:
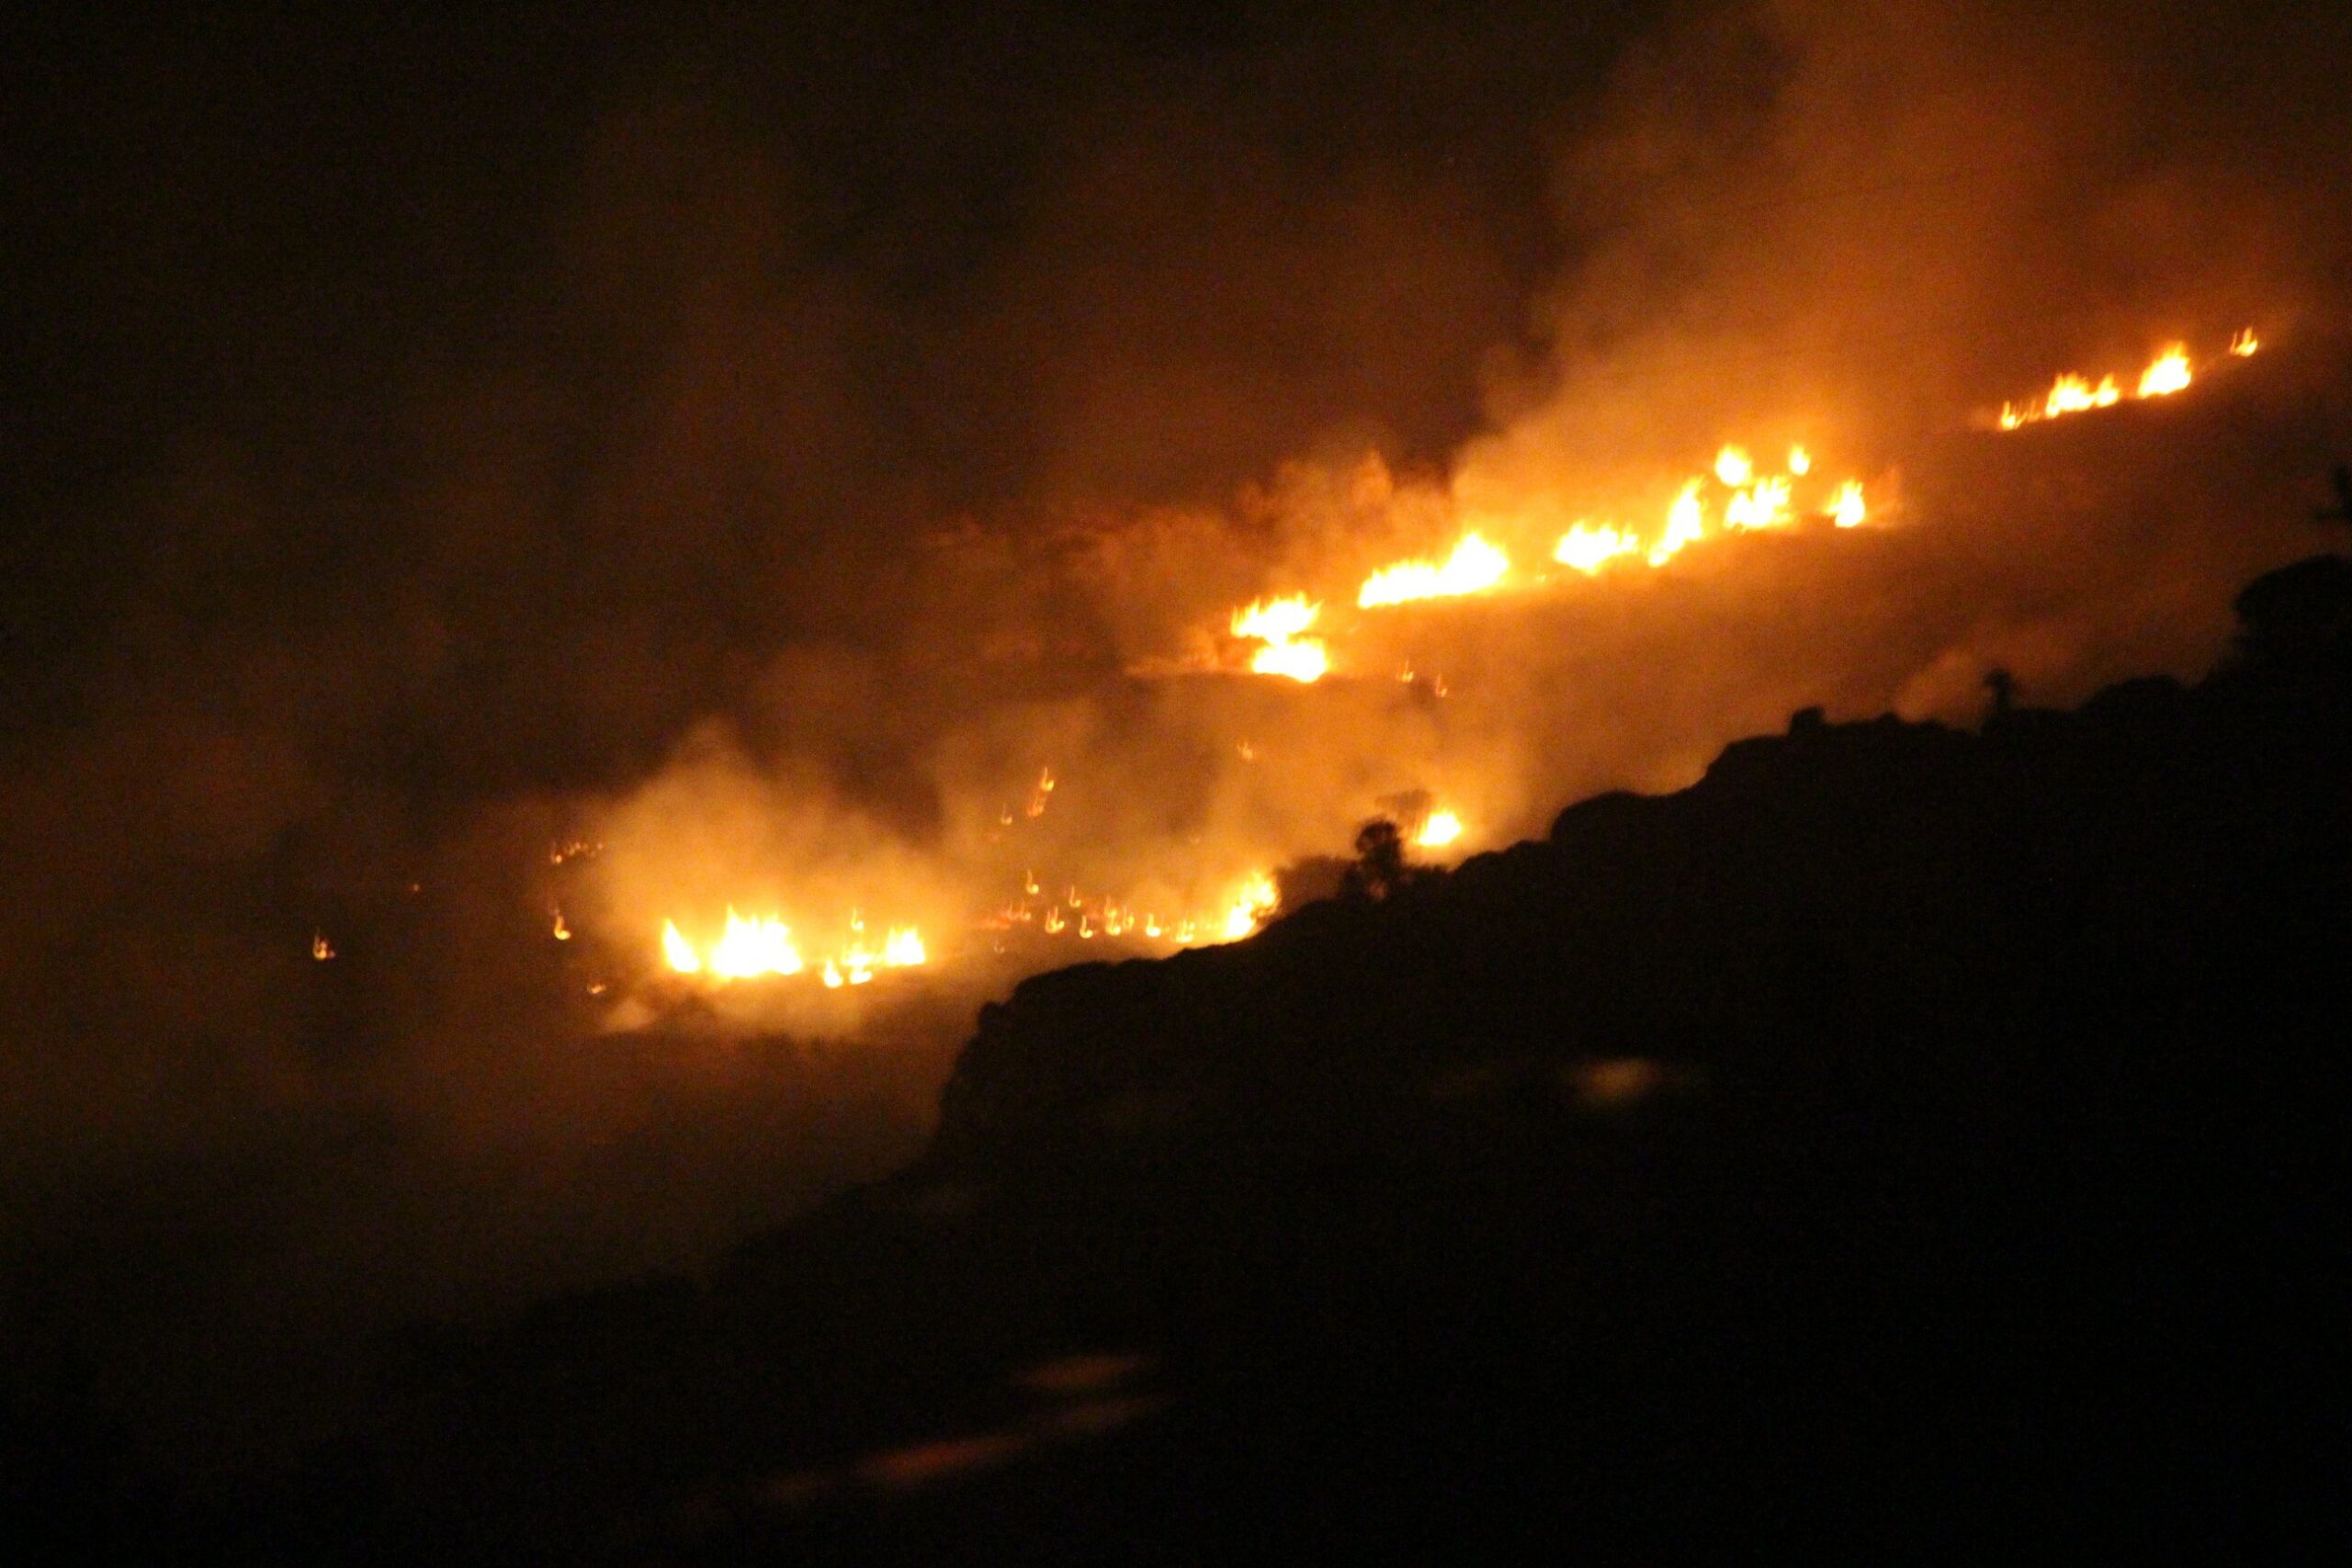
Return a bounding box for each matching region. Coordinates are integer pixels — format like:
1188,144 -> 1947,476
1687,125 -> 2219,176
16,556 -> 2352,1560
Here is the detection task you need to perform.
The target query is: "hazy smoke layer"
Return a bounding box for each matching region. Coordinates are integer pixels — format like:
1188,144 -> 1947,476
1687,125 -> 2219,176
2,0 -> 2346,1465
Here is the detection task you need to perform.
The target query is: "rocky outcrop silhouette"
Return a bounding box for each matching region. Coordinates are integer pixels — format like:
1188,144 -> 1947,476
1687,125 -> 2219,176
84,557 -> 2352,1560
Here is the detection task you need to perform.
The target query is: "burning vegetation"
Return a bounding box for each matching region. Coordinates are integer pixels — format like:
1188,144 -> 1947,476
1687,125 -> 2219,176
1994,333 -> 2256,430
569,321 -> 2265,1015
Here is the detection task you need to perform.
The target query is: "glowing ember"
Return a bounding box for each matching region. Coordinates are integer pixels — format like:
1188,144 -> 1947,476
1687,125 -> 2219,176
1416,809 -> 1464,849
1828,479 -> 1868,528
1649,480 -> 1706,565
1230,594 -> 1330,682
2136,344 -> 2192,399
1358,533 -> 1509,609
1553,522 -> 1641,575
1713,445 -> 1753,487
2230,327 -> 2259,356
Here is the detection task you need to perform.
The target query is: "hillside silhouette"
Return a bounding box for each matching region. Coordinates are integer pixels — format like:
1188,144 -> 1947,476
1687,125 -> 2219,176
30,555 -> 2352,1560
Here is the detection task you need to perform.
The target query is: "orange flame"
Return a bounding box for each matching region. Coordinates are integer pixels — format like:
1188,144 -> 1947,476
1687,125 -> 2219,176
1828,479 -> 1867,529
1724,474 -> 1793,532
1358,533 -> 1509,609
659,908 -> 927,985
1649,480 -> 1706,566
1230,594 -> 1330,682
2136,344 -> 2192,399
1415,809 -> 1464,849
1553,522 -> 1641,575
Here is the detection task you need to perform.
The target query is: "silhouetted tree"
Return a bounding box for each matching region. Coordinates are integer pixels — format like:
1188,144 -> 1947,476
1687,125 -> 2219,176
2314,462 -> 2352,526
2233,554 -> 2352,663
1342,818 -> 1408,900
1984,667 -> 2017,720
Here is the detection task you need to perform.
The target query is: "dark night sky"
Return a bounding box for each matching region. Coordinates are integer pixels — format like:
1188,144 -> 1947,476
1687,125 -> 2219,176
1,5 -> 1650,750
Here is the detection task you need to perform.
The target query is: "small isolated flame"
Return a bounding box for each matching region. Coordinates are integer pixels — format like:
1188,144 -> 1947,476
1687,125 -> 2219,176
1713,445 -> 1753,487
1649,480 -> 1706,565
1416,809 -> 1464,849
2230,327 -> 2259,357
1230,593 -> 1329,682
1787,445 -> 1812,477
1553,522 -> 1641,575
1024,766 -> 1056,818
1358,533 -> 1510,609
1828,479 -> 1868,529
551,909 -> 571,941
311,931 -> 334,962
2136,344 -> 2192,399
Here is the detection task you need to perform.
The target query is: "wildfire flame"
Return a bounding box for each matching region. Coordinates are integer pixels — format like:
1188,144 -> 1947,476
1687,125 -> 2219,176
1220,872 -> 1280,941
2137,344 -> 2192,399
1230,594 -> 1329,682
1415,809 -> 1464,849
606,314 -> 2264,1012
659,908 -> 928,985
311,931 -> 334,962
1724,474 -> 1793,532
1649,480 -> 1707,566
1996,333 -> 2250,429
1358,532 -> 1510,609
1024,766 -> 1056,818
1553,522 -> 1641,575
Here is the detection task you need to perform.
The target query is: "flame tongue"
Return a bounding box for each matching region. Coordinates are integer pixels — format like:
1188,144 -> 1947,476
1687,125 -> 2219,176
1358,532 -> 1510,609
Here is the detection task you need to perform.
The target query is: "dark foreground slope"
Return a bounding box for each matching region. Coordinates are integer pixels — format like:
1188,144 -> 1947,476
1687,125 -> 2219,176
47,558 -> 2352,1560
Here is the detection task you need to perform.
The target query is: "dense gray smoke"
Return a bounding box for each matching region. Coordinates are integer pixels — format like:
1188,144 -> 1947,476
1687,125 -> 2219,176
2,0 -> 2347,1466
